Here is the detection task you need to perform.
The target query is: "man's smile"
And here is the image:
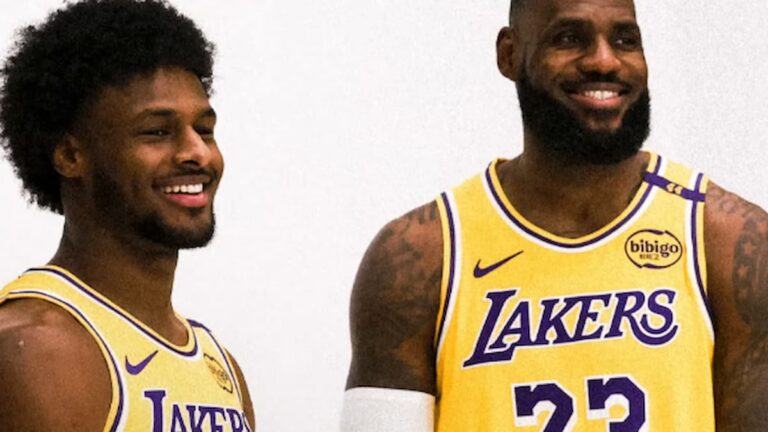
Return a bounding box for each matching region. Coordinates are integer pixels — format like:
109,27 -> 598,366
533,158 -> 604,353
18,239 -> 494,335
154,173 -> 215,208
563,81 -> 630,111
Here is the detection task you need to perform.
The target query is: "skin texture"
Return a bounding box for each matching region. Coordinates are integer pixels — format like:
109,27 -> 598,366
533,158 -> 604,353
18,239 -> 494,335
706,183 -> 768,430
0,300 -> 111,431
502,0 -> 647,134
347,202 -> 442,393
230,352 -> 257,429
0,67 -> 254,430
347,0 -> 768,430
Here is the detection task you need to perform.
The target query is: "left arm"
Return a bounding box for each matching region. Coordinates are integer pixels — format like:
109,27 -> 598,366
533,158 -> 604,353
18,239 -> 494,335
705,182 -> 768,430
227,351 -> 256,430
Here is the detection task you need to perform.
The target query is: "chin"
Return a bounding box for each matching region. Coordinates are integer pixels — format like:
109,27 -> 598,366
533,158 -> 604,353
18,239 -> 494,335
587,123 -> 624,136
134,213 -> 217,250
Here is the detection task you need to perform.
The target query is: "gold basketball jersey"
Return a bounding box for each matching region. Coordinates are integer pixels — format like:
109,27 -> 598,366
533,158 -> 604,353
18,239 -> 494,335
0,266 -> 252,432
434,153 -> 714,431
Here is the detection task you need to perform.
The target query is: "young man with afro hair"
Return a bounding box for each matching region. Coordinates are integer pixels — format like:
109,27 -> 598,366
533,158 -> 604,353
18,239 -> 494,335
0,0 -> 254,430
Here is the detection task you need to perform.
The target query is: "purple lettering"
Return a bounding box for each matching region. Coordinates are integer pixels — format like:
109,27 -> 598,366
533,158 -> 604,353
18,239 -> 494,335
197,406 -> 226,432
488,300 -> 532,350
571,294 -> 611,342
464,288 -> 678,368
463,289 -> 518,367
143,396 -> 247,432
171,404 -> 188,432
226,408 -> 245,432
534,298 -> 578,344
187,404 -> 207,432
637,289 -> 678,345
605,291 -> 645,339
143,389 -> 167,432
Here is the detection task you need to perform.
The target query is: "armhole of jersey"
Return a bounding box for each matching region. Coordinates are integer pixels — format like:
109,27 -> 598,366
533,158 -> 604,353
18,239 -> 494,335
694,175 -> 709,295
222,348 -> 246,405
687,173 -> 715,340
3,291 -> 124,432
434,192 -> 461,363
190,322 -> 245,406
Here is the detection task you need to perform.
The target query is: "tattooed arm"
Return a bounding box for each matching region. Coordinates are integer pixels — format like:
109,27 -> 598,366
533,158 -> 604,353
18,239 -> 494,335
346,201 -> 443,393
705,182 -> 768,430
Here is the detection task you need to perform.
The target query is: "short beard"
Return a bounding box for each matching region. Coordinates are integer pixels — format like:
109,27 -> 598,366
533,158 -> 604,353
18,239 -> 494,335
133,209 -> 215,250
516,70 -> 651,166
91,168 -> 215,250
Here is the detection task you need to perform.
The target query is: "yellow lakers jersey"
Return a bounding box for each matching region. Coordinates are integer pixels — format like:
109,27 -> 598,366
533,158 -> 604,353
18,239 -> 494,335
434,153 -> 714,431
0,266 -> 252,432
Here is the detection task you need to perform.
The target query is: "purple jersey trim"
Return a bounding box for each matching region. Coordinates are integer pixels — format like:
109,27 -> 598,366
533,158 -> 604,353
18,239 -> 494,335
485,157 -> 661,249
643,171 -> 706,202
11,289 -> 125,432
435,193 -> 457,348
188,319 -> 211,332
690,173 -> 714,323
27,267 -> 199,357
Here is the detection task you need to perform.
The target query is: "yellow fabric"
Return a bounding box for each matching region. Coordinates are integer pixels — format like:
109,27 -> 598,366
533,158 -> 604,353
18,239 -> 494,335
434,153 -> 714,431
0,266 -> 251,432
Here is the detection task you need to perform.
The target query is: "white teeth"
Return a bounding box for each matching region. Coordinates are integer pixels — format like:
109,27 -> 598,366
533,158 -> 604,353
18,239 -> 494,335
583,90 -> 618,101
162,184 -> 204,194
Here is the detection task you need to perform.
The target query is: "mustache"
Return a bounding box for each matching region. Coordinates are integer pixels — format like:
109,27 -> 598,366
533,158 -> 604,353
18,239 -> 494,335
156,167 -> 219,182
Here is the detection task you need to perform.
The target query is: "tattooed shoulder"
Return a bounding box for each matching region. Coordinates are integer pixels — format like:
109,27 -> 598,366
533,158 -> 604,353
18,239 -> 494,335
346,201 -> 443,393
729,209 -> 768,329
706,182 -> 768,430
706,181 -> 768,327
707,182 -> 763,220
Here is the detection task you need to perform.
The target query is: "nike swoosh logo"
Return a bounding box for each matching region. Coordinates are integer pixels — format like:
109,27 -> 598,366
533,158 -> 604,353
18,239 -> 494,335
473,251 -> 524,278
125,350 -> 159,375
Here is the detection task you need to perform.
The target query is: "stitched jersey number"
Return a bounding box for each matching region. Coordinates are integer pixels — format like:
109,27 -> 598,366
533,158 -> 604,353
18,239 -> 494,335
513,376 -> 646,432
514,383 -> 576,432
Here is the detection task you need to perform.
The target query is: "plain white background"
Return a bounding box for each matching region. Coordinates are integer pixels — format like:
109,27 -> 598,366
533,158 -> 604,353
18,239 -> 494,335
1,1 -> 766,430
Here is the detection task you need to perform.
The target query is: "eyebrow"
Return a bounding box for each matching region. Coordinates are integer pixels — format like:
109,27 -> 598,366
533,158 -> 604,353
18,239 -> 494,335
546,18 -> 640,33
135,107 -> 217,121
546,18 -> 590,32
613,21 -> 641,33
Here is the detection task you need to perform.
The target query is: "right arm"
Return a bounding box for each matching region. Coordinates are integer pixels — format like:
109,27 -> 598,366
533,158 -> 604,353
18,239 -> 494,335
346,201 -> 443,393
0,299 -> 111,431
704,183 -> 768,429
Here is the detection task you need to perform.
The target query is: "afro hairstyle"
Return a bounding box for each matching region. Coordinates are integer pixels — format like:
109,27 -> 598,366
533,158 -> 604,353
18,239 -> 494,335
0,0 -> 215,213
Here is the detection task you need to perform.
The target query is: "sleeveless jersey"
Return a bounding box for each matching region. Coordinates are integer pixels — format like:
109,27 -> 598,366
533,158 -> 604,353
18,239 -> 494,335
434,153 -> 714,431
0,266 -> 252,432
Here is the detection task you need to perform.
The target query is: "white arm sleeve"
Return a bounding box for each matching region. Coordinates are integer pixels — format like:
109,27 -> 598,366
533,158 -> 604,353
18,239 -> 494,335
340,387 -> 435,432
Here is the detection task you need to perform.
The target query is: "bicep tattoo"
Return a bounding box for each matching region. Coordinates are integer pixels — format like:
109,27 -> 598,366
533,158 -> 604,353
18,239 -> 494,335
713,186 -> 768,430
348,202 -> 442,392
732,212 -> 768,329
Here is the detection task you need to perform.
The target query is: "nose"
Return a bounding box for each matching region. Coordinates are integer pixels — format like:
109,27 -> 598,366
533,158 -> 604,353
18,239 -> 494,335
578,36 -> 621,76
173,127 -> 213,167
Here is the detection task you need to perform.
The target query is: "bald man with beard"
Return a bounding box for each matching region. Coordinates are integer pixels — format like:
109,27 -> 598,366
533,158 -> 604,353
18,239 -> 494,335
342,0 -> 768,431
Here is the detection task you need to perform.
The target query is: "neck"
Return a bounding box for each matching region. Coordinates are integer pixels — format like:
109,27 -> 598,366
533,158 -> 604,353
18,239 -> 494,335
49,219 -> 187,344
498,143 -> 649,238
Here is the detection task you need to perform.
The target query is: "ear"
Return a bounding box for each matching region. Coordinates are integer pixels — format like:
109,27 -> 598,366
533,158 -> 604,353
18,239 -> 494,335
496,26 -> 520,82
52,133 -> 88,179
